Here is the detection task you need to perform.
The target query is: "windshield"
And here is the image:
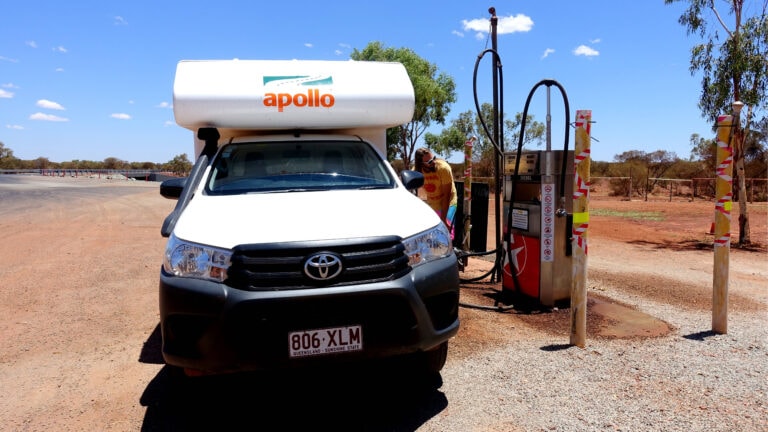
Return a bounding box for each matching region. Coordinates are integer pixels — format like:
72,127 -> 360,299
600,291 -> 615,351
205,140 -> 396,195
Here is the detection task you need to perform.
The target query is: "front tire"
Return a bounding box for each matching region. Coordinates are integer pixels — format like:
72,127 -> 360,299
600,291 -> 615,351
422,341 -> 448,373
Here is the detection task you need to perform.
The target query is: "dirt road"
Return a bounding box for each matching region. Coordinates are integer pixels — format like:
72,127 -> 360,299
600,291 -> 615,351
0,175 -> 765,431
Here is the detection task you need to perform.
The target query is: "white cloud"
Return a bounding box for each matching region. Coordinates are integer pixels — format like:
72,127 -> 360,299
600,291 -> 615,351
573,45 -> 599,57
156,101 -> 172,109
30,112 -> 69,122
0,89 -> 14,98
55,67 -> 64,72
590,38 -> 601,44
338,43 -> 351,49
2,83 -> 19,88
114,16 -> 127,25
304,43 -> 313,48
497,14 -> 534,34
0,56 -> 19,63
111,113 -> 131,120
164,120 -> 175,127
6,124 -> 24,130
462,17 -> 487,34
26,40 -> 37,48
452,30 -> 464,38
53,46 -> 68,53
462,13 -> 533,36
334,49 -> 343,56
37,99 -> 65,110
541,48 -> 555,59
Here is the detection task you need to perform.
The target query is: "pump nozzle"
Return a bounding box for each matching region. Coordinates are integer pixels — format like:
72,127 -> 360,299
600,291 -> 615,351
556,196 -> 568,217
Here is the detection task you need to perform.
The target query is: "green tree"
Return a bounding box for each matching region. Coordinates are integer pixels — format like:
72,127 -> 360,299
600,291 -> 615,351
33,157 -> 52,170
743,115 -> 768,178
164,153 -> 192,176
690,132 -> 717,167
613,150 -> 682,197
427,103 -> 545,188
351,42 -> 457,170
0,141 -> 20,169
666,0 -> 768,245
103,157 -> 129,170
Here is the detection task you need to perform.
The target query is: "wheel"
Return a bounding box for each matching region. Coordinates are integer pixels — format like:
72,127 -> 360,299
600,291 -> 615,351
418,341 -> 448,374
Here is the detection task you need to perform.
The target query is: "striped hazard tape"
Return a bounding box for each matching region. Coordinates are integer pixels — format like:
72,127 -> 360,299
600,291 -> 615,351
716,155 -> 733,181
714,232 -> 731,247
573,224 -> 588,253
572,212 -> 589,254
574,148 -> 590,164
715,195 -> 732,217
573,175 -> 589,199
713,135 -> 733,248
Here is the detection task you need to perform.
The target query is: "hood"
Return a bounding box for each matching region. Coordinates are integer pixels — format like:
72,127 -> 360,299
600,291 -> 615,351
170,188 -> 441,249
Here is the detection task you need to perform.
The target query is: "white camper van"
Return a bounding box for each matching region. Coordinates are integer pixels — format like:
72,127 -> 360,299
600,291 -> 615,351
158,59 -> 460,378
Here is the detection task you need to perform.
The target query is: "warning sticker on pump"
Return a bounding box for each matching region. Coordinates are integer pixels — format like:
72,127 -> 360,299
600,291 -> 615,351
289,325 -> 363,358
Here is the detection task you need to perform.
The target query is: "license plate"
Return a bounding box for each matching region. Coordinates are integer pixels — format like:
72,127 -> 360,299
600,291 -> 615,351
288,325 -> 363,358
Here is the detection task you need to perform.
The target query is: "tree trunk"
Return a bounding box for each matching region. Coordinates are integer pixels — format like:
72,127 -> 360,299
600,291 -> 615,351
735,155 -> 751,245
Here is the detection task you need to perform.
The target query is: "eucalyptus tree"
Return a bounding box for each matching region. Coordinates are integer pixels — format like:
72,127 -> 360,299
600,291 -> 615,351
666,0 -> 768,244
425,103 -> 545,183
351,42 -> 457,170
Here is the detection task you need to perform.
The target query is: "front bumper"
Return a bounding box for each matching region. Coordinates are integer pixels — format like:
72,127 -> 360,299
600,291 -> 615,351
159,254 -> 460,374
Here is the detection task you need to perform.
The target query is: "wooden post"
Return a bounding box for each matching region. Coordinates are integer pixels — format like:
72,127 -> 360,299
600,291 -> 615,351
570,110 -> 591,348
712,114 -> 734,334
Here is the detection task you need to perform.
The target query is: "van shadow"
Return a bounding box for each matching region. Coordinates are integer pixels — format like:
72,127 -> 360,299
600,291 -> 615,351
138,324 -> 448,431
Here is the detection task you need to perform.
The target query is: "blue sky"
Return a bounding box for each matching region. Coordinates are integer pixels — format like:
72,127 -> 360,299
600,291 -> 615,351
1,1 -> 722,164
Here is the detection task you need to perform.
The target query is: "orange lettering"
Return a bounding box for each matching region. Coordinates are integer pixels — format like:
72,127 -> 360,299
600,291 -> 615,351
263,89 -> 335,112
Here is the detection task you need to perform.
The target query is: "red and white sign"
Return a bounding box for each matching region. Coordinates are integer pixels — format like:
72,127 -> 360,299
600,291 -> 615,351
541,183 -> 555,262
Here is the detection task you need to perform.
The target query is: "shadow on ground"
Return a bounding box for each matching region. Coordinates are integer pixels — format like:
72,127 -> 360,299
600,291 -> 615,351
628,238 -> 767,253
138,326 -> 447,431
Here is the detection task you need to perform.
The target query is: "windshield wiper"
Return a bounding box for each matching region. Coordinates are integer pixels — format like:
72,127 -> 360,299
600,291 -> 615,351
358,184 -> 391,190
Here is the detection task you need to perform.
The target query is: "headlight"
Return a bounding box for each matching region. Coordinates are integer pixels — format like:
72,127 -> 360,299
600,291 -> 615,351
163,234 -> 232,282
403,224 -> 453,267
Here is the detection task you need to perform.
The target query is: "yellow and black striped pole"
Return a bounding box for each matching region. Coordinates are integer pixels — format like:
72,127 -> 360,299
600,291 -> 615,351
570,110 -> 591,347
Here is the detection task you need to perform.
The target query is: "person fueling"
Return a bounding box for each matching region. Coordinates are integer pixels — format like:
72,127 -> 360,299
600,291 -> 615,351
415,147 -> 458,238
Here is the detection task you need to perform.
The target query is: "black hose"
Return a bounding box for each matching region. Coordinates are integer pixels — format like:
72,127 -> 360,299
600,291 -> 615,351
466,48 -> 504,278
462,67 -> 572,313
456,47 -> 512,312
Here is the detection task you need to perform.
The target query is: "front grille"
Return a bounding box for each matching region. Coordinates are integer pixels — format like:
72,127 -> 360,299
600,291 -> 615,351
226,236 -> 410,290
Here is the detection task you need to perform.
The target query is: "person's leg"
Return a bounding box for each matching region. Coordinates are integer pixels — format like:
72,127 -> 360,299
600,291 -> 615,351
446,205 -> 457,239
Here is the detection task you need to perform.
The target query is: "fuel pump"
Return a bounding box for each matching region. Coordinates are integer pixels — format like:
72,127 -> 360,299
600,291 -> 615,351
456,7 -> 582,313
501,81 -> 573,307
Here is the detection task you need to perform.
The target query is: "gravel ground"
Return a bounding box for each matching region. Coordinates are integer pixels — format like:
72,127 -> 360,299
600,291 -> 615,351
432,298 -> 767,432
0,174 -> 765,431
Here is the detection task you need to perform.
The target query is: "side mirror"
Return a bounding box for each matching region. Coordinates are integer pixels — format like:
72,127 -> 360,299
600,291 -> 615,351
400,169 -> 424,191
160,177 -> 187,200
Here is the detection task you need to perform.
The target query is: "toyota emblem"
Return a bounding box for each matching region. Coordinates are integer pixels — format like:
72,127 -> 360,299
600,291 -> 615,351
304,252 -> 343,281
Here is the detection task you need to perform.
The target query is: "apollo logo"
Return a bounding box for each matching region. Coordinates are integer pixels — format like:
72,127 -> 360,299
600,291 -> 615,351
263,75 -> 335,112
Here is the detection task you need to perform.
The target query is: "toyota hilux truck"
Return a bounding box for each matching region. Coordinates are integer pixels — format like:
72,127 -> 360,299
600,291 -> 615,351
158,59 -> 460,379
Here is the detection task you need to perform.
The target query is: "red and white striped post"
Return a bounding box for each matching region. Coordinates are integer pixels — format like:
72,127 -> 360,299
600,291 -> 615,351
570,109 -> 591,348
712,103 -> 739,334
